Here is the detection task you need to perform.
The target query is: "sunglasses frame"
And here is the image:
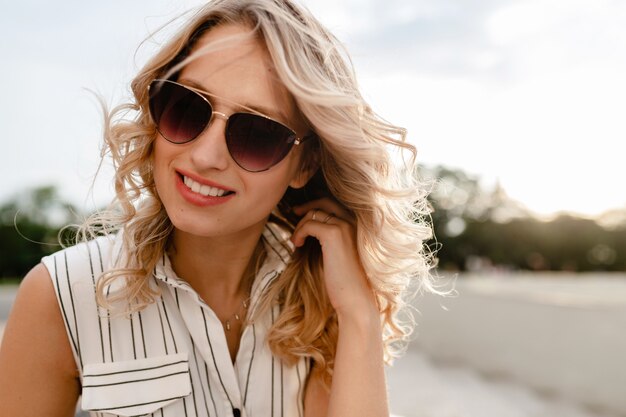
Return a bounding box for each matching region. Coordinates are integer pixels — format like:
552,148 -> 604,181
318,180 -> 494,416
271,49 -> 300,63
148,79 -> 310,172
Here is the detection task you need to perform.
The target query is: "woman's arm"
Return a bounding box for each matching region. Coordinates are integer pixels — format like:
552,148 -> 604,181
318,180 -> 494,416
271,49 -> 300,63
0,263 -> 80,417
304,305 -> 388,417
292,199 -> 390,417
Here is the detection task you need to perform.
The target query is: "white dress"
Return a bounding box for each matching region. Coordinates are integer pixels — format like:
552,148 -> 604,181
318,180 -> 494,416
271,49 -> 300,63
41,222 -> 310,417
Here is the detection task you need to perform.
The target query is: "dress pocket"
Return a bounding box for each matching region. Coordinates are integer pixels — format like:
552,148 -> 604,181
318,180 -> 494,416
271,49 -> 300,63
81,352 -> 191,416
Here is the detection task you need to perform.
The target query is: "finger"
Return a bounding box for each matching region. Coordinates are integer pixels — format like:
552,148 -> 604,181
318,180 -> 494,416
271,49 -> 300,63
293,198 -> 355,224
292,209 -> 353,247
320,212 -> 335,224
302,209 -> 338,225
290,217 -> 344,248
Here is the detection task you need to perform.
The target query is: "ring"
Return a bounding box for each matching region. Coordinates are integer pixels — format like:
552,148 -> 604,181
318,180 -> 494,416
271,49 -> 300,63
311,209 -> 318,221
322,213 -> 335,224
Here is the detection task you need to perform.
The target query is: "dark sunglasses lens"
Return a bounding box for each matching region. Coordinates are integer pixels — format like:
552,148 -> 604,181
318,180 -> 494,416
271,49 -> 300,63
227,114 -> 297,172
149,81 -> 210,143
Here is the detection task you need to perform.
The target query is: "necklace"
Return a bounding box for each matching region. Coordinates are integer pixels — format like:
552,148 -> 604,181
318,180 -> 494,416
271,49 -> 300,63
222,295 -> 251,331
221,241 -> 262,331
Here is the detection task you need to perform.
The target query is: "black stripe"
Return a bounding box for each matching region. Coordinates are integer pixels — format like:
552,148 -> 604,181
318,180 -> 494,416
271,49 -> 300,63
183,395 -> 187,417
174,288 -> 196,417
265,225 -> 292,262
280,301 -> 284,417
259,271 -> 278,294
201,307 -> 234,409
94,241 -> 107,376
87,243 -> 106,363
94,243 -> 107,366
88,394 -> 187,412
52,257 -> 79,357
83,370 -> 188,388
138,310 -> 147,358
83,360 -> 188,377
156,298 -> 170,355
296,360 -> 303,417
182,375 -> 191,417
107,237 -> 124,361
243,323 -> 256,406
161,254 -> 168,283
94,238 -> 104,271
130,311 -> 137,359
250,270 -> 278,317
263,234 -> 288,265
106,283 -> 114,362
204,362 -> 219,417
64,252 -> 84,368
189,333 -> 211,417
161,297 -> 179,354
271,305 -> 275,417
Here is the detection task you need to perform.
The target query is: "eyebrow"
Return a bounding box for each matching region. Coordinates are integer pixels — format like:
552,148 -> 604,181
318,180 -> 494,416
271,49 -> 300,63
178,78 -> 290,123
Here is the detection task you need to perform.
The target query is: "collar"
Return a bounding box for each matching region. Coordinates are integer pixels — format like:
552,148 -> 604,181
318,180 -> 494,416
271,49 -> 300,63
151,221 -> 294,312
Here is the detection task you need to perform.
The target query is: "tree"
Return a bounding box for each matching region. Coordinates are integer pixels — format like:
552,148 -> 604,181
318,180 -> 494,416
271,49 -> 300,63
0,186 -> 79,280
419,164 -> 626,272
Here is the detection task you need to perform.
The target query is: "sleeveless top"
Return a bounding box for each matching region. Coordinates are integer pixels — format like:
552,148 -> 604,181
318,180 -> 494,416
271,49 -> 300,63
41,222 -> 311,417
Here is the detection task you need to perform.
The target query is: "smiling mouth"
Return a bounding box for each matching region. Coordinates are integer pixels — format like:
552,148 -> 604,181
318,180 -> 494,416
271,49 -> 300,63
180,174 -> 235,197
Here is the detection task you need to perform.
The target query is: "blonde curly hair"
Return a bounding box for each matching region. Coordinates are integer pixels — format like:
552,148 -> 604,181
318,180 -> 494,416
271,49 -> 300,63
80,0 -> 438,391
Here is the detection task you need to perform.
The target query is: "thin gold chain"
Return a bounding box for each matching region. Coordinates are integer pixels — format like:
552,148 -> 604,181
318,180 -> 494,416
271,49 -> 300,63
222,295 -> 251,331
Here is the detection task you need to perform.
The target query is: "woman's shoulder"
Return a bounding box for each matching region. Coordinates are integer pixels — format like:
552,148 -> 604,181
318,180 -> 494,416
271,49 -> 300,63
40,234 -> 119,284
0,263 -> 81,415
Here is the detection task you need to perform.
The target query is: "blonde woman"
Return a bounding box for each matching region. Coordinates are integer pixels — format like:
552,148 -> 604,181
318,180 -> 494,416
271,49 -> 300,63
0,1 -> 435,416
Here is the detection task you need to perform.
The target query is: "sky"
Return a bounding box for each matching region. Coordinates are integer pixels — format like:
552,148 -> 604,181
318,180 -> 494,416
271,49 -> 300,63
1,0 -> 625,220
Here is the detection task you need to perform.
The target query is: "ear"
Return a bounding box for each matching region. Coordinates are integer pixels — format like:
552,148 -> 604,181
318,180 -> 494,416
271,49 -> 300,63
289,159 -> 319,189
289,147 -> 320,189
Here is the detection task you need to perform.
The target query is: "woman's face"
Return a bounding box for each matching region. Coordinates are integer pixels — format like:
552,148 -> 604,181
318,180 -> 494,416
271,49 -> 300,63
152,23 -> 311,239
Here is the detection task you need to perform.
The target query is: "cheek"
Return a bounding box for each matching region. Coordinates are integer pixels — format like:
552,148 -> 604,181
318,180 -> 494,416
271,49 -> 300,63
152,139 -> 174,192
245,168 -> 294,210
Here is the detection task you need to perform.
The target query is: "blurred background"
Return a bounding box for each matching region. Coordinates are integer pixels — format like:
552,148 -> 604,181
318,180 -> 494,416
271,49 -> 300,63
1,0 -> 625,416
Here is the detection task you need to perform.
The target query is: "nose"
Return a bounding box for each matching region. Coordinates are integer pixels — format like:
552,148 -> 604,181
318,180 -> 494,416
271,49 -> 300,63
188,115 -> 231,171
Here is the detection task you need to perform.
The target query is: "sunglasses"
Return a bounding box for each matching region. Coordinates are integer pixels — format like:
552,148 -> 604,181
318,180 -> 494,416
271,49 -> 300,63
148,79 -> 311,172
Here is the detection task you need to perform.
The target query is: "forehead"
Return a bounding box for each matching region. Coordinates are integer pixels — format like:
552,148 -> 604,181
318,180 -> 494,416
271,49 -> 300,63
178,23 -> 296,122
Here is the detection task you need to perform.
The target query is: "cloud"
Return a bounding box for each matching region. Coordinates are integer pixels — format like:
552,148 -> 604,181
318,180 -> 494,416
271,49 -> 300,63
318,0 -> 512,80
1,0 -> 624,216
331,0 -> 626,216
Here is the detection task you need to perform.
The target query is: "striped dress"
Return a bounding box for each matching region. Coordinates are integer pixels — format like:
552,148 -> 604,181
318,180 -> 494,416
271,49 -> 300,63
41,222 -> 311,417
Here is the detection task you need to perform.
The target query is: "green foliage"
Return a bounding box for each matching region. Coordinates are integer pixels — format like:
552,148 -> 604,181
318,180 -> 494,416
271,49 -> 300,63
0,186 -> 79,281
1,171 -> 625,280
422,164 -> 626,272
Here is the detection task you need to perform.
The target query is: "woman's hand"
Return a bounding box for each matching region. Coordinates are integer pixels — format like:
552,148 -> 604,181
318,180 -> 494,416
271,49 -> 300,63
293,198 -> 388,417
290,198 -> 378,319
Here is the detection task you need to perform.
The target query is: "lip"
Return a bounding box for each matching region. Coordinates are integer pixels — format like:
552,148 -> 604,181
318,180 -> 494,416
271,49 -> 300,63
175,169 -> 236,207
176,169 -> 235,192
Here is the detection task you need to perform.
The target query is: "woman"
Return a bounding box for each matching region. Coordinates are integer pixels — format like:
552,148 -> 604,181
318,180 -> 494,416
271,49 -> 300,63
0,1 -> 436,416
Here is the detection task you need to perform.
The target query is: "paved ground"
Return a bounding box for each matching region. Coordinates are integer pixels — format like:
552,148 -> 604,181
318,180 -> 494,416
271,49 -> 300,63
0,285 -> 18,345
385,350 -> 616,417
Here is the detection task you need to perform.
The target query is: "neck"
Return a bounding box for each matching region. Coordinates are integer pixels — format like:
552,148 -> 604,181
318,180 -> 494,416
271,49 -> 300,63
167,223 -> 266,300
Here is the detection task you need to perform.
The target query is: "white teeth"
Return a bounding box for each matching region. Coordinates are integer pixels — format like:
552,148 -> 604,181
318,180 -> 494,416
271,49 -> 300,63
183,175 -> 229,197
